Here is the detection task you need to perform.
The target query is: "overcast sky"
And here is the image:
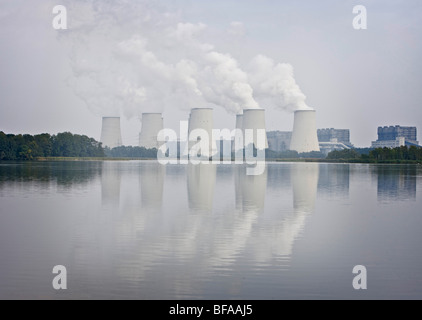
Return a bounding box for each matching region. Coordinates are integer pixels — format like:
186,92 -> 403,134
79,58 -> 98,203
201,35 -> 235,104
1,0 -> 421,147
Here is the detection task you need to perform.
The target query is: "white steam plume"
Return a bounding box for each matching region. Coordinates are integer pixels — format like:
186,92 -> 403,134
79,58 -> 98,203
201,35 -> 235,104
59,0 -> 310,118
247,55 -> 313,112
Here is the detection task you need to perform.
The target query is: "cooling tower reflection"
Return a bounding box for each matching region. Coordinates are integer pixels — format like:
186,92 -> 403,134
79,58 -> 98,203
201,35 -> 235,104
292,163 -> 319,213
250,163 -> 319,264
187,163 -> 217,211
140,162 -> 165,209
72,162 -> 320,298
205,165 -> 267,269
101,162 -> 122,206
235,164 -> 268,212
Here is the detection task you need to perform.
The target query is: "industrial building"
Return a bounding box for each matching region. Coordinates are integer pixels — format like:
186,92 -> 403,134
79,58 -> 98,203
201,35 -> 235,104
100,117 -> 123,149
267,126 -> 354,155
267,131 -> 292,152
318,128 -> 351,145
371,126 -> 419,148
317,128 -> 354,155
378,126 -> 417,141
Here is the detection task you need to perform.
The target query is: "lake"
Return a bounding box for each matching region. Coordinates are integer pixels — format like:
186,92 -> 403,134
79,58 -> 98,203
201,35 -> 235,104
0,161 -> 421,299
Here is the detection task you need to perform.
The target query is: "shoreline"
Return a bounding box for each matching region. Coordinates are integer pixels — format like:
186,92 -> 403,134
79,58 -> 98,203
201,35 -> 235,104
0,157 -> 421,165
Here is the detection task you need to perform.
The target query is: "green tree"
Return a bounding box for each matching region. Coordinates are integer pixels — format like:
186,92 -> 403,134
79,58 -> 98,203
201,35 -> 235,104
35,134 -> 53,157
0,131 -> 105,160
327,149 -> 361,160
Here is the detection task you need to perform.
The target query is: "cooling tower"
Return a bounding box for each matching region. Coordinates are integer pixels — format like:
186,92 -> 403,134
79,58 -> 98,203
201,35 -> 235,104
242,109 -> 269,150
290,110 -> 320,153
188,108 -> 218,158
100,117 -> 123,149
139,113 -> 164,149
233,114 -> 244,153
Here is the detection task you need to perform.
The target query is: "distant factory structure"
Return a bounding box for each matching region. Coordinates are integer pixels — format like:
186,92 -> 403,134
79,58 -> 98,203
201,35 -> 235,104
318,128 -> 351,145
371,126 -> 419,148
317,128 -> 354,155
267,131 -> 292,152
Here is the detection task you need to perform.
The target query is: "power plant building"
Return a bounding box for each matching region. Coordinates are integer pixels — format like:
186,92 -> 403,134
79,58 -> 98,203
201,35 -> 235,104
318,128 -> 351,145
318,128 -> 354,155
371,126 -> 419,148
267,131 -> 292,152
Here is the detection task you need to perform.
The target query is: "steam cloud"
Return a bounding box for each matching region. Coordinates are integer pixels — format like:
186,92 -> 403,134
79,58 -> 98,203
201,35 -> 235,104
60,0 -> 311,119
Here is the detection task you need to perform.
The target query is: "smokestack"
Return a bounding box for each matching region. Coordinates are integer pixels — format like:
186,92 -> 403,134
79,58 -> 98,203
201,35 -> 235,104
188,108 -> 218,158
290,110 -> 320,153
139,113 -> 164,149
242,109 -> 269,149
100,117 -> 123,149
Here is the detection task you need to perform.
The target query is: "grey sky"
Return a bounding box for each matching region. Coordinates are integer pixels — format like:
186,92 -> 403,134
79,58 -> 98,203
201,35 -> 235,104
0,0 -> 421,147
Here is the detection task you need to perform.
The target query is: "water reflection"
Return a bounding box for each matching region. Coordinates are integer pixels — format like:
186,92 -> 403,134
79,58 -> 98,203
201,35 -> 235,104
235,165 -> 268,211
0,161 -> 102,188
187,163 -> 216,211
140,162 -> 164,209
317,164 -> 350,198
292,164 -> 319,213
101,162 -> 121,206
376,165 -> 417,202
3,161 -> 422,299
251,163 -> 319,265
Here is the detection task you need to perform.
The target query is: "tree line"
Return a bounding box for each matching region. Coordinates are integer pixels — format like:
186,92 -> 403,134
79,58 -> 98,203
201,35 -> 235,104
327,146 -> 422,162
105,146 -> 158,158
2,130 -> 421,162
0,132 -> 105,160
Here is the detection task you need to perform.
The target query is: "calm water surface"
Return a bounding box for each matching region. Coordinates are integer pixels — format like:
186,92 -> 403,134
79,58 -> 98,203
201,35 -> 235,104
0,161 -> 421,299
